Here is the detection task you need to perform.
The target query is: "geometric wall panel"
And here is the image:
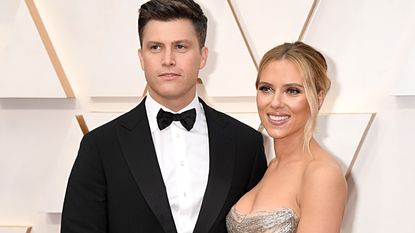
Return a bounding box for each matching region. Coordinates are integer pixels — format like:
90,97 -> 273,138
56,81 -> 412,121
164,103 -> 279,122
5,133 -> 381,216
33,0 -> 147,97
198,1 -> 258,97
1,0 -> 318,98
37,0 -> 261,98
0,226 -> 31,233
392,47 -> 415,96
230,112 -> 376,176
34,0 -> 261,97
42,113 -> 121,213
85,0 -> 147,97
42,117 -> 83,213
83,112 -> 123,131
0,0 -> 73,98
229,0 -> 317,63
315,113 -> 375,177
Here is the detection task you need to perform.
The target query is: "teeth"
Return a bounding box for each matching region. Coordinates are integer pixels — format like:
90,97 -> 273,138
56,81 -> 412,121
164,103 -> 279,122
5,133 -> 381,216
269,115 -> 289,121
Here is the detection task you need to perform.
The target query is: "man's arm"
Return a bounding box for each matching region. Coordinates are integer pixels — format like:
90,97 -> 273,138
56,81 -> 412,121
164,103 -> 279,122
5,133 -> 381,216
61,134 -> 107,233
247,133 -> 268,190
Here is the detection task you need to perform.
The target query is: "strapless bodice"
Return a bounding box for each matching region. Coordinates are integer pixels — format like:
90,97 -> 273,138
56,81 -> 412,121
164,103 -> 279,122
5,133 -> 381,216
226,206 -> 299,233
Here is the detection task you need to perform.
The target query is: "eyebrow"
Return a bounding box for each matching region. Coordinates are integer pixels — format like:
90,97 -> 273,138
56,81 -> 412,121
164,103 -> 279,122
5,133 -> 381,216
284,83 -> 304,88
257,81 -> 271,86
146,39 -> 192,45
257,81 -> 304,88
173,39 -> 192,44
144,41 -> 163,48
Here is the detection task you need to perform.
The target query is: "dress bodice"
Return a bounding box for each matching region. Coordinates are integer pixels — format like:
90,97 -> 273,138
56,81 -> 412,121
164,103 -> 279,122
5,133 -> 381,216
226,206 -> 299,233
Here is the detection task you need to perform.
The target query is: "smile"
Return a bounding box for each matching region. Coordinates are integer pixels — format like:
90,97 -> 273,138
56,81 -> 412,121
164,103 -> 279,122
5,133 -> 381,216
268,114 -> 290,125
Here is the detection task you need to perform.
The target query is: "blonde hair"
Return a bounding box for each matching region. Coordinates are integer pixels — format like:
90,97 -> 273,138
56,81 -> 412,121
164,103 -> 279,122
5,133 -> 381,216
256,41 -> 331,154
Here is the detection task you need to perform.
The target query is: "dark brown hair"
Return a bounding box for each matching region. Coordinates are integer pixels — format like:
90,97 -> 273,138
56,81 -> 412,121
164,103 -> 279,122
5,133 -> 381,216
138,0 -> 208,48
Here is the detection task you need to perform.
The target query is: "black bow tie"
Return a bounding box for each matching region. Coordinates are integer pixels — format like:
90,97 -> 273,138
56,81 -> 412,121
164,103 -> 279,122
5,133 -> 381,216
156,108 -> 196,131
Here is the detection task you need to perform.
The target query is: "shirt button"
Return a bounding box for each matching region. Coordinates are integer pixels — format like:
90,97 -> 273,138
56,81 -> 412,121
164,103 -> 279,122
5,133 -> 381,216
183,192 -> 187,197
175,134 -> 180,138
180,161 -> 184,166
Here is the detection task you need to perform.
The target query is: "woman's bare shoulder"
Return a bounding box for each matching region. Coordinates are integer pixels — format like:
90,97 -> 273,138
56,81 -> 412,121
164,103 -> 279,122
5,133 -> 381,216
296,149 -> 348,232
302,148 -> 346,193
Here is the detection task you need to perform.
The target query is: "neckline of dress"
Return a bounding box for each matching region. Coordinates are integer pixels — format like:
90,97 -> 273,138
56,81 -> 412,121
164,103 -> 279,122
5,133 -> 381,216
231,206 -> 299,219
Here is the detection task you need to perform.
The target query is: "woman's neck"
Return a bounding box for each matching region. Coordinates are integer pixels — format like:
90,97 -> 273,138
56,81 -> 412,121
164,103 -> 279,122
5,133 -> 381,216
274,133 -> 312,162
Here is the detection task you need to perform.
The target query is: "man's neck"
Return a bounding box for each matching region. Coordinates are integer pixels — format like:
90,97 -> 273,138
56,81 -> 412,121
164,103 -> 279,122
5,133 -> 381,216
147,92 -> 197,112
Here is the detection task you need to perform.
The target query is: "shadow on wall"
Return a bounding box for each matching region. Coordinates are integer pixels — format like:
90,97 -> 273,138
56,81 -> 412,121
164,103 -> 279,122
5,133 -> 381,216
342,174 -> 357,233
0,98 -> 77,110
197,4 -> 218,89
320,53 -> 340,113
395,96 -> 415,109
46,213 -> 62,226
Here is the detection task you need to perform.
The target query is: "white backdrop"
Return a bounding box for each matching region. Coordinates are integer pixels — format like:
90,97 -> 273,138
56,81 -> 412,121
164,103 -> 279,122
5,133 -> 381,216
1,0 -> 415,232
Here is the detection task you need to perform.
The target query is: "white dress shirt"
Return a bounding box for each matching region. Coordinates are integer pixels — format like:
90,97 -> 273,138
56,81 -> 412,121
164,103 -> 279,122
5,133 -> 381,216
145,94 -> 210,233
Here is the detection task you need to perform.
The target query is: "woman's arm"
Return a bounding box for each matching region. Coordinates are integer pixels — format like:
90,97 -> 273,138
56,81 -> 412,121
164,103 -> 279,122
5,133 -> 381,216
296,162 -> 347,233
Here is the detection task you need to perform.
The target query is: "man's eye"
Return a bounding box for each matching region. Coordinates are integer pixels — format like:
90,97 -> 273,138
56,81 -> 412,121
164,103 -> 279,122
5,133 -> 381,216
149,44 -> 161,51
176,44 -> 187,50
258,85 -> 273,93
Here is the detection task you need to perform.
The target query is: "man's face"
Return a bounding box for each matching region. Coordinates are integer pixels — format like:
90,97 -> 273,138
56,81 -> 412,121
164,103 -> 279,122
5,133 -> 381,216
138,19 -> 208,111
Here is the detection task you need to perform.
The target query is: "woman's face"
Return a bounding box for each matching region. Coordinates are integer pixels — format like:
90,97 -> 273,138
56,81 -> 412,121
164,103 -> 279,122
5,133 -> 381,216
256,59 -> 310,140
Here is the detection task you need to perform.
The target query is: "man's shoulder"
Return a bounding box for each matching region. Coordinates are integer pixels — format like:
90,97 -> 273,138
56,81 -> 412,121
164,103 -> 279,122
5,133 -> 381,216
203,103 -> 260,137
85,102 -> 145,138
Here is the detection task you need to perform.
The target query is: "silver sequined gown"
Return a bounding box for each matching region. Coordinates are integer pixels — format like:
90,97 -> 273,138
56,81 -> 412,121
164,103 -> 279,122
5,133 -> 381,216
226,206 -> 299,233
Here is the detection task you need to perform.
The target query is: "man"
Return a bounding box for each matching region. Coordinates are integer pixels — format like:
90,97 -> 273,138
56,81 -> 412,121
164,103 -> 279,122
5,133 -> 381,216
61,0 -> 267,232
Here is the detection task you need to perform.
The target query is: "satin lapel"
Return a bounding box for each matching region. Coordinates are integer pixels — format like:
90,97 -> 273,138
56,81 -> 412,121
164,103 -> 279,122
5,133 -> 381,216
117,100 -> 177,233
194,99 -> 235,232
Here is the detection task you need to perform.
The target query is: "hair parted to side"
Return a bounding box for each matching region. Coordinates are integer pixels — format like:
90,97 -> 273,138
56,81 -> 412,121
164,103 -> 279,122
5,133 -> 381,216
256,41 -> 331,154
138,0 -> 208,48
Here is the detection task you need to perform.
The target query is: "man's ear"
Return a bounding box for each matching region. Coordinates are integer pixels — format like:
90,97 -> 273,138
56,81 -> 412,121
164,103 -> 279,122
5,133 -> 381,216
318,90 -> 325,110
138,48 -> 144,70
199,47 -> 208,69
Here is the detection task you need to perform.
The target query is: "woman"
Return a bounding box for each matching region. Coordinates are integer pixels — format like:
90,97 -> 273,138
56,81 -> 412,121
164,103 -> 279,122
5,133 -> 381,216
226,42 -> 347,233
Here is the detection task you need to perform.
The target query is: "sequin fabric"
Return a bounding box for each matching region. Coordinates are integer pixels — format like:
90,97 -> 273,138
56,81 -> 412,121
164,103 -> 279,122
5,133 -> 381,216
226,206 -> 299,233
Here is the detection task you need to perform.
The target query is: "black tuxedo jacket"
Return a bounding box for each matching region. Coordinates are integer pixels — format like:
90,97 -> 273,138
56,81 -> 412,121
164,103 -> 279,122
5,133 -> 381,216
61,98 -> 267,233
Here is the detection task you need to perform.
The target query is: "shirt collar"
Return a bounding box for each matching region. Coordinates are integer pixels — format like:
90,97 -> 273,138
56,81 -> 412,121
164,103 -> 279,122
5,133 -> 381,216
145,94 -> 205,133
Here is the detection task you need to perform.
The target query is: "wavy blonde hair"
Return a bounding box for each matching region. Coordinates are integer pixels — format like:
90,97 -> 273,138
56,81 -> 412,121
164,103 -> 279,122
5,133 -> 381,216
256,42 -> 331,154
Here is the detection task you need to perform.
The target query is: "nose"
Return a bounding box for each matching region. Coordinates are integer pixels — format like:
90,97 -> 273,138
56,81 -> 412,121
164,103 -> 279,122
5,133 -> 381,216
270,92 -> 283,108
162,47 -> 175,66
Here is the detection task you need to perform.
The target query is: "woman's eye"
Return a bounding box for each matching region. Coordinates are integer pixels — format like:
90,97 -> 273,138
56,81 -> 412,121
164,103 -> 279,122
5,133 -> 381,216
258,85 -> 273,93
286,87 -> 301,95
